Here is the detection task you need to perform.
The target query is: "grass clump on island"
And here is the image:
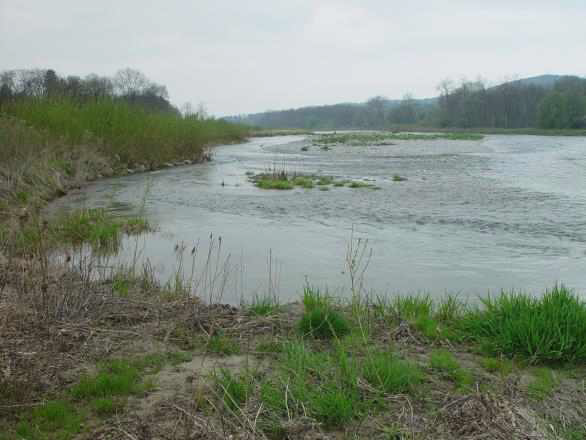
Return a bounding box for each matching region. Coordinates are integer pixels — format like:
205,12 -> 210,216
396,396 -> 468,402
247,167 -> 380,190
249,128 -> 315,137
313,131 -> 484,147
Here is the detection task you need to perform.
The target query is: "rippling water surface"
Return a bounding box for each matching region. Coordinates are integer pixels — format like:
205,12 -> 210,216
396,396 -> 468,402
51,134 -> 586,303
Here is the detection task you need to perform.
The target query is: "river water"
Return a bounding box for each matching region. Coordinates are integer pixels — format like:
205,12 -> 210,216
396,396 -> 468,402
51,134 -> 586,303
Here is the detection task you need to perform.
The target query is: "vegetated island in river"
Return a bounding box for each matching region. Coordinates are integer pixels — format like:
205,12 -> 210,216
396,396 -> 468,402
0,68 -> 585,440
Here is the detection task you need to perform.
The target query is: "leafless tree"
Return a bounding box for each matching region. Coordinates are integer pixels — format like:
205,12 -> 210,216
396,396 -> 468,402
113,68 -> 150,96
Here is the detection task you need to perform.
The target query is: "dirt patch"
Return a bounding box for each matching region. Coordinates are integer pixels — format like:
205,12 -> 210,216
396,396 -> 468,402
132,354 -> 268,419
431,392 -> 550,439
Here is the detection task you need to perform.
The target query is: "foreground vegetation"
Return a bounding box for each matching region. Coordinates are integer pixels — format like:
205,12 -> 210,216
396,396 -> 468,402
1,211 -> 584,439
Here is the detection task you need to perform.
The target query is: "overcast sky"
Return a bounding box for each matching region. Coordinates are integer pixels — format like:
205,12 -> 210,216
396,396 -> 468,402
1,1 -> 585,116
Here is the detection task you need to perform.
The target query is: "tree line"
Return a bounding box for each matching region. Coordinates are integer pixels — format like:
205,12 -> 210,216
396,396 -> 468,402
0,68 -> 178,114
229,75 -> 586,130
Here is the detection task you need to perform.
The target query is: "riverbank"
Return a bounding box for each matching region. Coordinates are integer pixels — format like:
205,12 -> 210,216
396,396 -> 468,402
0,100 -> 249,219
0,209 -> 585,439
1,246 -> 585,439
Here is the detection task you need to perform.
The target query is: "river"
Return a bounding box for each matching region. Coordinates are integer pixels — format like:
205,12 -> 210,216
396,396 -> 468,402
50,134 -> 586,304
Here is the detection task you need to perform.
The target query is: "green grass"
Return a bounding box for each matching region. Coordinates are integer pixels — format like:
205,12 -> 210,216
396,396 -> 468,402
459,285 -> 586,363
249,171 -> 376,191
480,357 -> 514,376
91,398 -> 123,416
555,423 -> 586,440
71,360 -> 142,399
310,387 -> 357,427
256,339 -> 283,354
299,306 -> 350,339
292,176 -> 314,188
429,349 -> 460,372
301,286 -> 334,311
2,98 -> 248,167
207,334 -> 240,355
121,217 -> 152,235
215,369 -> 252,410
373,294 -> 463,341
70,353 -> 187,401
313,131 -> 484,147
392,174 -> 407,182
256,178 -> 294,190
263,341 -> 363,428
112,274 -> 131,297
429,350 -> 474,389
316,176 -> 334,185
247,293 -> 280,316
527,367 -> 559,400
16,400 -> 82,440
347,180 -> 377,189
250,128 -> 314,137
4,208 -> 152,256
56,208 -> 122,251
2,352 -> 192,438
363,352 -> 423,393
396,295 -> 433,319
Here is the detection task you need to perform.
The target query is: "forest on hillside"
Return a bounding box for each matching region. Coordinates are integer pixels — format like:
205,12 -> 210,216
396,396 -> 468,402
230,76 -> 586,131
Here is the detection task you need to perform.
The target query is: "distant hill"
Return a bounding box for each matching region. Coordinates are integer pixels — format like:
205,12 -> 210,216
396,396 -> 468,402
510,74 -> 567,89
226,75 -> 579,130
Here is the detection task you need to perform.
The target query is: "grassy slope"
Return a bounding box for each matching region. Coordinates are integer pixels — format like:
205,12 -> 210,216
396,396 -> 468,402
0,99 -> 248,216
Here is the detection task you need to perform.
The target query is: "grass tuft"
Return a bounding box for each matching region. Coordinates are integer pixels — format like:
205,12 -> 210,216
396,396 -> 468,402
527,367 -> 559,400
247,293 -> 280,316
298,306 -> 350,339
460,285 -> 586,363
16,400 -> 82,440
207,334 -> 240,355
91,397 -> 123,416
363,352 -> 423,393
429,349 -> 473,388
480,357 -> 514,376
215,369 -> 252,410
71,359 -> 141,399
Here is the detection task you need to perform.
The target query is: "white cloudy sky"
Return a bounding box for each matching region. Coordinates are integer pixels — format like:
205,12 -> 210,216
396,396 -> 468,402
1,1 -> 585,115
